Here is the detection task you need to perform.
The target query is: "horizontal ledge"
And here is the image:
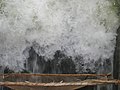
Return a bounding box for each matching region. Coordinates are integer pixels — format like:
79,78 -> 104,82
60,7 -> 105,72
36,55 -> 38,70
0,79 -> 119,87
0,74 -> 111,78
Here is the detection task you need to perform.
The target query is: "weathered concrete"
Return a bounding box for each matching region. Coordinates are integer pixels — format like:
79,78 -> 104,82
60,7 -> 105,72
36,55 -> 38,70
113,26 -> 120,90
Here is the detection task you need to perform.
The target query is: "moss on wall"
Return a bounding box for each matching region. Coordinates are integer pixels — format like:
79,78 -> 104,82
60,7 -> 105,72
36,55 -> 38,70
110,0 -> 120,19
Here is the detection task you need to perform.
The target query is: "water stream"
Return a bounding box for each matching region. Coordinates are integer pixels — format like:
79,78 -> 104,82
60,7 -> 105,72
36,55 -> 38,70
0,0 -> 120,90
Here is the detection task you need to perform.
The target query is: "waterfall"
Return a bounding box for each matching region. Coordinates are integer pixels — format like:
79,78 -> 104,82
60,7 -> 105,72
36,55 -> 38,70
0,0 -> 119,75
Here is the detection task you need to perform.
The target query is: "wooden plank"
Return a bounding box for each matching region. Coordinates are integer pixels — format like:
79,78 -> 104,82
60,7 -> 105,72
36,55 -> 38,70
0,74 -> 111,78
0,79 -> 119,87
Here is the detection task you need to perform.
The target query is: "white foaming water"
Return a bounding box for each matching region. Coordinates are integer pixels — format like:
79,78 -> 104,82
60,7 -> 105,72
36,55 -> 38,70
0,0 -> 119,71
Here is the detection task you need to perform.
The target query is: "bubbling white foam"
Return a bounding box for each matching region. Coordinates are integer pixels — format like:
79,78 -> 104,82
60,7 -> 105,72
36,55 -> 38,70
0,0 -> 119,71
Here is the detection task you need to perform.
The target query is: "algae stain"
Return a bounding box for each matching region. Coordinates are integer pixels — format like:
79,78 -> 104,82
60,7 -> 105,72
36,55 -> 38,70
110,0 -> 120,19
94,0 -> 120,32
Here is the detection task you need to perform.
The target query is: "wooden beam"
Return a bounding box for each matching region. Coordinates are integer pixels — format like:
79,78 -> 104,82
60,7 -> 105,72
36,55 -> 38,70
0,79 -> 119,87
0,74 -> 111,78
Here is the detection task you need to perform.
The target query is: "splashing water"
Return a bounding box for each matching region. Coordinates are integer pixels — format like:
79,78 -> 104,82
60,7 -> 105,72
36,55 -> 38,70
0,0 -> 119,72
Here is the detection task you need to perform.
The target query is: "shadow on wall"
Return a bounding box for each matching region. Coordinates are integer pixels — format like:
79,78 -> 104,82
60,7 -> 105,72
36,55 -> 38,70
0,87 -> 12,90
76,86 -> 96,90
24,47 -> 76,74
24,45 -> 111,75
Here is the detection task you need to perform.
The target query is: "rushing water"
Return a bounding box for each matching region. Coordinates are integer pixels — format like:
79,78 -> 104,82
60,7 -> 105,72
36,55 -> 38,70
0,0 -> 119,75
